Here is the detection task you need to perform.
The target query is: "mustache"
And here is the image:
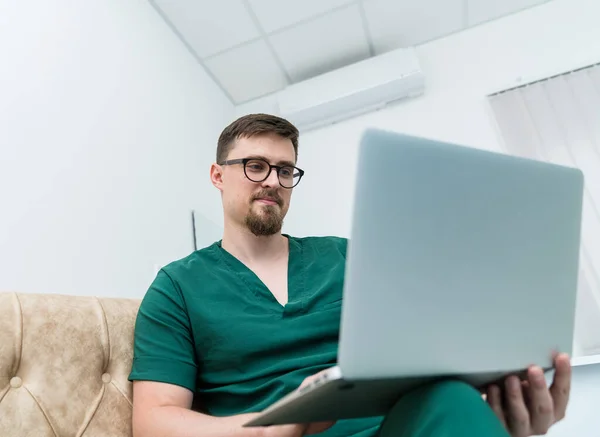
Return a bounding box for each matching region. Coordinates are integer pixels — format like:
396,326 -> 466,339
251,190 -> 283,206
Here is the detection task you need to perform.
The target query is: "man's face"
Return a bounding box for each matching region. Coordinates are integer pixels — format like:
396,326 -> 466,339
213,132 -> 296,236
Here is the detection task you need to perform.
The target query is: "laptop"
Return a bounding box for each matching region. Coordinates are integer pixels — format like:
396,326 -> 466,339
245,128 -> 585,427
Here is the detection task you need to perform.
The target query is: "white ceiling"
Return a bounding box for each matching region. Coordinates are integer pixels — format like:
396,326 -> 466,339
151,0 -> 551,104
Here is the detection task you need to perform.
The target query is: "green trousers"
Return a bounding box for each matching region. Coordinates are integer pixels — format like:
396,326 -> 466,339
376,380 -> 510,437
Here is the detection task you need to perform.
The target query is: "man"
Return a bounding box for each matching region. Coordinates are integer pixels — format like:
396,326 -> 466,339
129,113 -> 571,437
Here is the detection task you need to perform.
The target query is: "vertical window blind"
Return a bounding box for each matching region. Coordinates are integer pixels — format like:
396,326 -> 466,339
488,64 -> 600,357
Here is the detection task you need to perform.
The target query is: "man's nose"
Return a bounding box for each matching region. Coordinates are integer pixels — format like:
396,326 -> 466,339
261,167 -> 280,187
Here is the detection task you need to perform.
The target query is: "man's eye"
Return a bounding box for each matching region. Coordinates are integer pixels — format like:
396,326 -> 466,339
248,163 -> 266,171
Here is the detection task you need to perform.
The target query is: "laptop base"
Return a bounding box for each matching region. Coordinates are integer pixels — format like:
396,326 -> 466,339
244,367 -> 545,427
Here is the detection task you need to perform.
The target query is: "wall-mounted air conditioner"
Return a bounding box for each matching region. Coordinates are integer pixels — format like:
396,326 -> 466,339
277,48 -> 425,132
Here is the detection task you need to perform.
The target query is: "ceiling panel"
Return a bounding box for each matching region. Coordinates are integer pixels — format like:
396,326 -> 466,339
152,0 -> 557,103
467,0 -> 550,26
248,0 -> 355,33
363,0 -> 465,54
204,40 -> 288,103
268,4 -> 370,83
153,0 -> 260,58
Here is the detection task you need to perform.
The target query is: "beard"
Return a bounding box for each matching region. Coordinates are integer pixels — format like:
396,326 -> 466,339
244,190 -> 285,236
245,205 -> 284,236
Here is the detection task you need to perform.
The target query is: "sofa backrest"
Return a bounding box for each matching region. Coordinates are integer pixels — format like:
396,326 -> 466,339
0,292 -> 141,437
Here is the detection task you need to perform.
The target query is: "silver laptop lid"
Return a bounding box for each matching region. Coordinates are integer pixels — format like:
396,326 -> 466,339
338,129 -> 584,380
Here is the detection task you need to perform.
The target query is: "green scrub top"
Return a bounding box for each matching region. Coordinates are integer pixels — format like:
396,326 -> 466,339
128,235 -> 383,437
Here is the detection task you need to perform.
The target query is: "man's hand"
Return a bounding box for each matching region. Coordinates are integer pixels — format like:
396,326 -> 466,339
261,422 -> 334,437
485,353 -> 571,437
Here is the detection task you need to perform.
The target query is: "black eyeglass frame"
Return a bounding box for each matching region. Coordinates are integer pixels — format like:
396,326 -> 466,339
219,158 -> 305,188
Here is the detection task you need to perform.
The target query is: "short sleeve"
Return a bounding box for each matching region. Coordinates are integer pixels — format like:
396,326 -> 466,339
128,270 -> 197,391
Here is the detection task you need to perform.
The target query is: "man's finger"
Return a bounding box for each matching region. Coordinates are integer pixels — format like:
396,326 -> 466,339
504,375 -> 530,437
298,376 -> 317,390
306,421 -> 336,435
521,380 -> 531,405
549,353 -> 571,421
526,366 -> 554,435
298,371 -> 324,390
486,384 -> 507,429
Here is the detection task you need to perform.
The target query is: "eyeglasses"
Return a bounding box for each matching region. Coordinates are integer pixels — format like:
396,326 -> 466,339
219,158 -> 305,188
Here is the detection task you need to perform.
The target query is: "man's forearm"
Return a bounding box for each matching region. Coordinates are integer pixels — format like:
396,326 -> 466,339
133,405 -> 265,437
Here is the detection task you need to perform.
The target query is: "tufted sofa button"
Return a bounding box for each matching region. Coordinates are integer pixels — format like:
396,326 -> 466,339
101,373 -> 111,383
10,376 -> 22,388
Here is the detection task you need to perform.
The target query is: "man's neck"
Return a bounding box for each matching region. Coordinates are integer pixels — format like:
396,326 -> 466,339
221,222 -> 288,264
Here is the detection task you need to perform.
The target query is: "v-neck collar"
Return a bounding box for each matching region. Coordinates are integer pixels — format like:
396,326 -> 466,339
214,235 -> 306,314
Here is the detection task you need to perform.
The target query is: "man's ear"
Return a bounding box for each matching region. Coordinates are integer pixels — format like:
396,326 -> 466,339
210,163 -> 224,192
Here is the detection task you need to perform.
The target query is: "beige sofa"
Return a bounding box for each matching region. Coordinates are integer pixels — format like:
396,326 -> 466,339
0,292 -> 141,436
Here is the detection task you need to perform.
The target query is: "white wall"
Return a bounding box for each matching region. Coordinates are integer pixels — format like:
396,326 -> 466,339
546,360 -> 600,437
236,0 -> 600,239
0,0 -> 232,298
235,0 -> 600,435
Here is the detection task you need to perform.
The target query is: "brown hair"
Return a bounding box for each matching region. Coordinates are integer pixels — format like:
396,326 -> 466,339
216,113 -> 299,164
